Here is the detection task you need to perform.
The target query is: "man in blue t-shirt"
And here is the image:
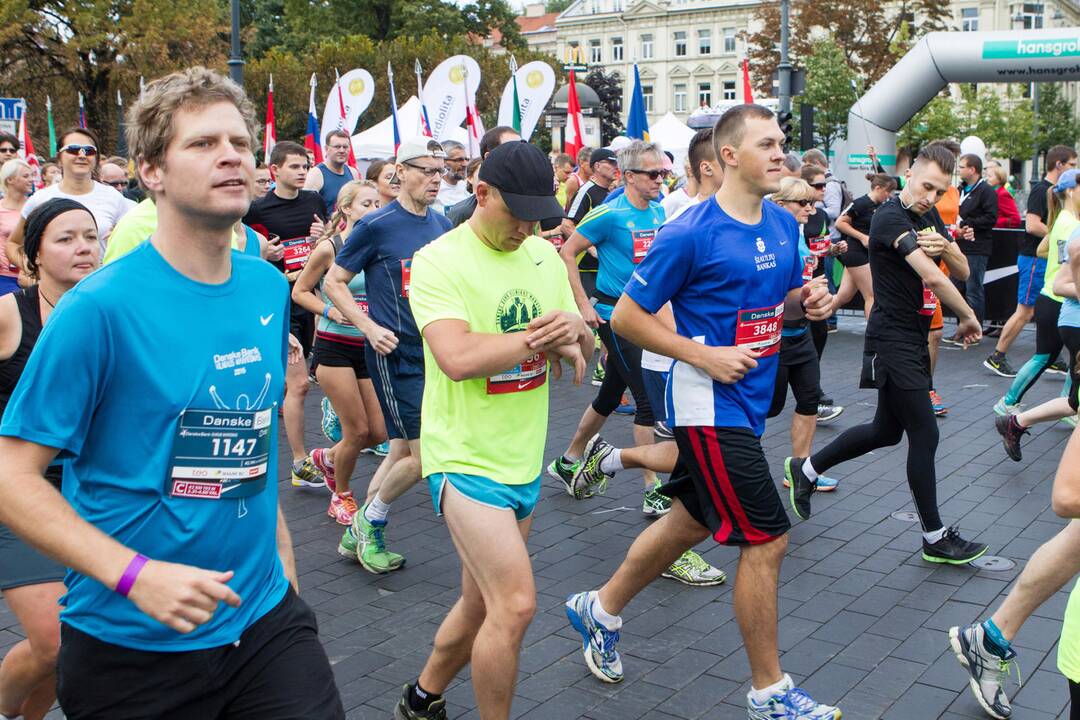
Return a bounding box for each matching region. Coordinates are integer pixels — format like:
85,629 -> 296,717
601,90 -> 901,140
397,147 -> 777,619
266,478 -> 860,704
324,137 -> 451,574
563,106 -> 841,719
0,69 -> 342,718
550,140 -> 668,512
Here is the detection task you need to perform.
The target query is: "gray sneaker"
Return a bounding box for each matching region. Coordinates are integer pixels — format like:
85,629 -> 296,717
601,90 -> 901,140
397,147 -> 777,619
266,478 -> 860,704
949,623 -> 1017,719
573,435 -> 613,499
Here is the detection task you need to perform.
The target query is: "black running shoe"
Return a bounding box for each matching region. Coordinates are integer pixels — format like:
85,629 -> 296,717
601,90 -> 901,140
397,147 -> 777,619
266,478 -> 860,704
922,527 -> 988,564
784,456 -> 814,520
995,414 -> 1027,462
983,353 -> 1017,378
1048,360 -> 1068,375
394,685 -> 448,720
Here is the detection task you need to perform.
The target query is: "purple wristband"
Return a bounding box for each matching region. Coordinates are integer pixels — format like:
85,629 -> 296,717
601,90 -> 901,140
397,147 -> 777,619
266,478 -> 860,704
115,553 -> 149,597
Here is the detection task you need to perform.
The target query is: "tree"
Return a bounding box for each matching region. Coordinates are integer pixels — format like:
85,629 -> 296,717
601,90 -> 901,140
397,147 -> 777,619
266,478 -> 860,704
1035,83 -> 1080,155
798,39 -> 856,157
545,0 -> 573,12
0,0 -> 228,153
991,87 -> 1035,161
746,0 -> 951,95
585,68 -> 624,145
896,94 -> 961,157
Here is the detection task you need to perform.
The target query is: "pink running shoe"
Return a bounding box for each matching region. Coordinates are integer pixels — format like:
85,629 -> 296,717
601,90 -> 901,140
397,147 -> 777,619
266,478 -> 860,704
311,448 -> 336,493
328,492 -> 358,525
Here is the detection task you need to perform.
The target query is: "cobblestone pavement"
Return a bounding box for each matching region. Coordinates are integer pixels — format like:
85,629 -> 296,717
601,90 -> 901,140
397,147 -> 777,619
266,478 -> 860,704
5,318 -> 1076,719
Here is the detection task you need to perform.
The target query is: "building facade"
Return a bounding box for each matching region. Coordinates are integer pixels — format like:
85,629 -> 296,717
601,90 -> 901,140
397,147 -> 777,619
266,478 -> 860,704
531,0 -> 1080,125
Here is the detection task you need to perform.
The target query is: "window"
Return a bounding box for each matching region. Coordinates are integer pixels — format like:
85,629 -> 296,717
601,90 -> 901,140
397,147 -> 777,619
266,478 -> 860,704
613,0 -> 622,9
723,27 -> 736,54
590,0 -> 601,13
698,28 -> 711,55
611,36 -> 623,61
698,82 -> 711,107
961,7 -> 979,31
1017,2 -> 1044,28
674,83 -> 687,112
589,39 -> 602,63
642,85 -> 654,113
674,30 -> 687,57
723,80 -> 736,100
641,33 -> 653,59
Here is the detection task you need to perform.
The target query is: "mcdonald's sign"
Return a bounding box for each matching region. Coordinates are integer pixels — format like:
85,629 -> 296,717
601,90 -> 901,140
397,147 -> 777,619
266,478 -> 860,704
562,44 -> 588,73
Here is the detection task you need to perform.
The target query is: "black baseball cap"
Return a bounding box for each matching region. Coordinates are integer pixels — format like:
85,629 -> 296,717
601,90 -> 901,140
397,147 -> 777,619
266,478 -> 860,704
591,148 -> 617,165
478,141 -> 565,223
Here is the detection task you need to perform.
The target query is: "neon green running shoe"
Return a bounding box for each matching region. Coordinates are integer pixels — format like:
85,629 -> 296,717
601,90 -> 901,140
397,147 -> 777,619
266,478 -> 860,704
351,509 -> 405,573
661,550 -> 727,586
642,481 -> 672,517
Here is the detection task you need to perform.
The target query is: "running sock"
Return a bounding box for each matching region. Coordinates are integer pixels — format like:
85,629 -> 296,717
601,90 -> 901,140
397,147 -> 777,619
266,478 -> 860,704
1006,353 -> 1050,405
599,449 -> 623,475
981,618 -> 1012,658
801,458 -> 819,482
408,682 -> 442,712
749,674 -> 794,705
923,527 -> 947,544
364,496 -> 391,524
589,591 -> 622,630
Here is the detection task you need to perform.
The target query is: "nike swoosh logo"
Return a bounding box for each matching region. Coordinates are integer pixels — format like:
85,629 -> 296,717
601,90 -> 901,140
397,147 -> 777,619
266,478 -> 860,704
535,260 -> 543,265
260,314 -> 273,326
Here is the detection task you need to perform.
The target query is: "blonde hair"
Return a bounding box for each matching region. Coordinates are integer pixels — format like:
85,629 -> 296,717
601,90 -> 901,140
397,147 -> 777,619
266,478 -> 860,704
126,67 -> 257,188
319,180 -> 378,244
0,158 -> 31,186
773,177 -> 815,204
987,164 -> 1008,187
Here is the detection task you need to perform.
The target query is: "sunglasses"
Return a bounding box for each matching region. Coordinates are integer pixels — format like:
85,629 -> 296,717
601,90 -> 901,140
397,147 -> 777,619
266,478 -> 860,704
627,169 -> 670,181
0,146 -> 17,154
61,144 -> 98,157
787,199 -> 813,207
106,180 -> 127,189
810,182 -> 827,190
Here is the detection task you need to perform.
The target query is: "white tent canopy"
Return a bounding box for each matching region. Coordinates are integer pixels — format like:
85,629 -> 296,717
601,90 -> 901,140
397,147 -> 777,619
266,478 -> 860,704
351,95 -> 468,160
648,112 -> 696,171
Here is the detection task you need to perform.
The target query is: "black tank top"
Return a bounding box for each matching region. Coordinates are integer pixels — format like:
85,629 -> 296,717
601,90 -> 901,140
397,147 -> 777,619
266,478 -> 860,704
0,286 -> 62,488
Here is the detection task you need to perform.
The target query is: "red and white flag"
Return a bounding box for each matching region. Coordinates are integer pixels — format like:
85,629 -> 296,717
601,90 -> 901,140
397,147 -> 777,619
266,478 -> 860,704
741,58 -> 755,104
333,69 -> 359,170
564,68 -> 585,159
263,75 -> 276,165
18,105 -> 41,188
463,65 -> 484,158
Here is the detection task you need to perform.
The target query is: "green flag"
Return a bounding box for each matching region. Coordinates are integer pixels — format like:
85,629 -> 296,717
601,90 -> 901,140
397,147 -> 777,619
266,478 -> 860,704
510,55 -> 521,133
46,95 -> 56,158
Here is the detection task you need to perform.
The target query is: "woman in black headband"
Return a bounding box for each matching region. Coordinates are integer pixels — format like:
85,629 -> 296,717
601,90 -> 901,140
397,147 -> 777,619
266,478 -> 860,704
0,197 -> 98,720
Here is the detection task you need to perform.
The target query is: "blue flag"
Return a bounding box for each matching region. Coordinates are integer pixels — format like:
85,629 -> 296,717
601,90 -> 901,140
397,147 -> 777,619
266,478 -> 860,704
627,64 -> 650,141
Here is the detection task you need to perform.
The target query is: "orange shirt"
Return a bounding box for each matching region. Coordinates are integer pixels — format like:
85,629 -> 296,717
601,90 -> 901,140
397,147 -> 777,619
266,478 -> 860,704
936,186 -> 960,226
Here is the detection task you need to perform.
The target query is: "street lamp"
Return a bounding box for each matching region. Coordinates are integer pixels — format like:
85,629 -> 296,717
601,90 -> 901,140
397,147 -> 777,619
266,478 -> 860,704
228,0 -> 244,86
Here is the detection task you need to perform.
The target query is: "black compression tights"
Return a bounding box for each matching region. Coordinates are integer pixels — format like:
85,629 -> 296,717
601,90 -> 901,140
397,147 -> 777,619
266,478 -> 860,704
810,381 -> 942,531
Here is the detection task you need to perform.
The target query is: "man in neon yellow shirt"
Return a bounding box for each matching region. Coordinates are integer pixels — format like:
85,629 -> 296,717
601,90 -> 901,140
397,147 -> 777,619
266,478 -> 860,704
398,141 -> 591,720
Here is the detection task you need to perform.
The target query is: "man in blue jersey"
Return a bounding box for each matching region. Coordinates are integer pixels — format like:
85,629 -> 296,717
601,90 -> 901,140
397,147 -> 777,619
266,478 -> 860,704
549,141 -> 666,512
564,105 -> 840,719
324,138 -> 452,574
0,68 -> 342,718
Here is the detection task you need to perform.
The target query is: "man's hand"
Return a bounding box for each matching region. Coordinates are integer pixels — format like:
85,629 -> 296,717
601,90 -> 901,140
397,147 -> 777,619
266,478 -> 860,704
957,314 -> 983,346
916,232 -> 947,258
264,235 -> 284,263
309,215 -> 325,240
801,276 -> 833,321
287,334 -> 303,365
126,560 -> 242,634
578,302 -> 603,329
367,324 -> 399,355
548,343 -> 587,384
960,226 -> 975,242
700,346 -> 761,384
526,310 -> 586,351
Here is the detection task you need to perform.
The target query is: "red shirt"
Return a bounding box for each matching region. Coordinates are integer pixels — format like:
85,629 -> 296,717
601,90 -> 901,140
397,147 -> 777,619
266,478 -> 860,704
995,185 -> 1021,229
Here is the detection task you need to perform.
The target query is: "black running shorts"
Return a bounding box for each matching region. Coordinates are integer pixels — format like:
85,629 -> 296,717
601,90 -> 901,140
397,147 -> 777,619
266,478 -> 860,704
662,426 -> 790,546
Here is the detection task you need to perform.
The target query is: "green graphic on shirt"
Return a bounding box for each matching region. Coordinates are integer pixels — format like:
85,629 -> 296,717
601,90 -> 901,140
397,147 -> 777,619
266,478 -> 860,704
497,289 -> 543,333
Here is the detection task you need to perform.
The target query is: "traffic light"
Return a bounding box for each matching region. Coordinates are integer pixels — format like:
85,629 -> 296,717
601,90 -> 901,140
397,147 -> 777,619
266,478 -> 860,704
777,111 -> 795,148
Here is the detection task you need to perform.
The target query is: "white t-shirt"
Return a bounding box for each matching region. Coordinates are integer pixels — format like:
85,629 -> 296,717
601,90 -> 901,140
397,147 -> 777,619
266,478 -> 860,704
437,179 -> 470,211
660,187 -> 692,219
22,182 -> 136,254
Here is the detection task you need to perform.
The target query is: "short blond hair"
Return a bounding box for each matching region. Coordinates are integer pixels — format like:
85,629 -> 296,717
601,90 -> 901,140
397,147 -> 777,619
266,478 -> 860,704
987,164 -> 1008,187
126,67 -> 257,176
773,176 -> 815,203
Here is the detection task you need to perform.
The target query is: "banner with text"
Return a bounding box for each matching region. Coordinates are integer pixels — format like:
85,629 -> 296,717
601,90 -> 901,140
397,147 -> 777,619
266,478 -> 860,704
497,61 -> 556,142
422,55 -> 482,143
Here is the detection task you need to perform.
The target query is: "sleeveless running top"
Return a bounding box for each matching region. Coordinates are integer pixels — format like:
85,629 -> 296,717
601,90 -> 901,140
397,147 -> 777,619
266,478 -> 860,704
1042,210 -> 1079,303
316,235 -> 366,345
316,163 -> 353,215
0,286 -> 61,488
241,224 -> 262,258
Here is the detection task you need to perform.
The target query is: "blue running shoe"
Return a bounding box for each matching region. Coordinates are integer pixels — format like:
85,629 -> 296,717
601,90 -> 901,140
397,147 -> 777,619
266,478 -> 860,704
321,397 -> 341,443
784,473 -> 838,493
613,397 -> 636,416
565,592 -> 623,683
363,440 -> 390,456
747,683 -> 841,719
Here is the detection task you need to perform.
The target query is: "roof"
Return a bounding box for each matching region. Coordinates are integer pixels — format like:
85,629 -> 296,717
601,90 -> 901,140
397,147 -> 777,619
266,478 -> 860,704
518,11 -> 558,34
